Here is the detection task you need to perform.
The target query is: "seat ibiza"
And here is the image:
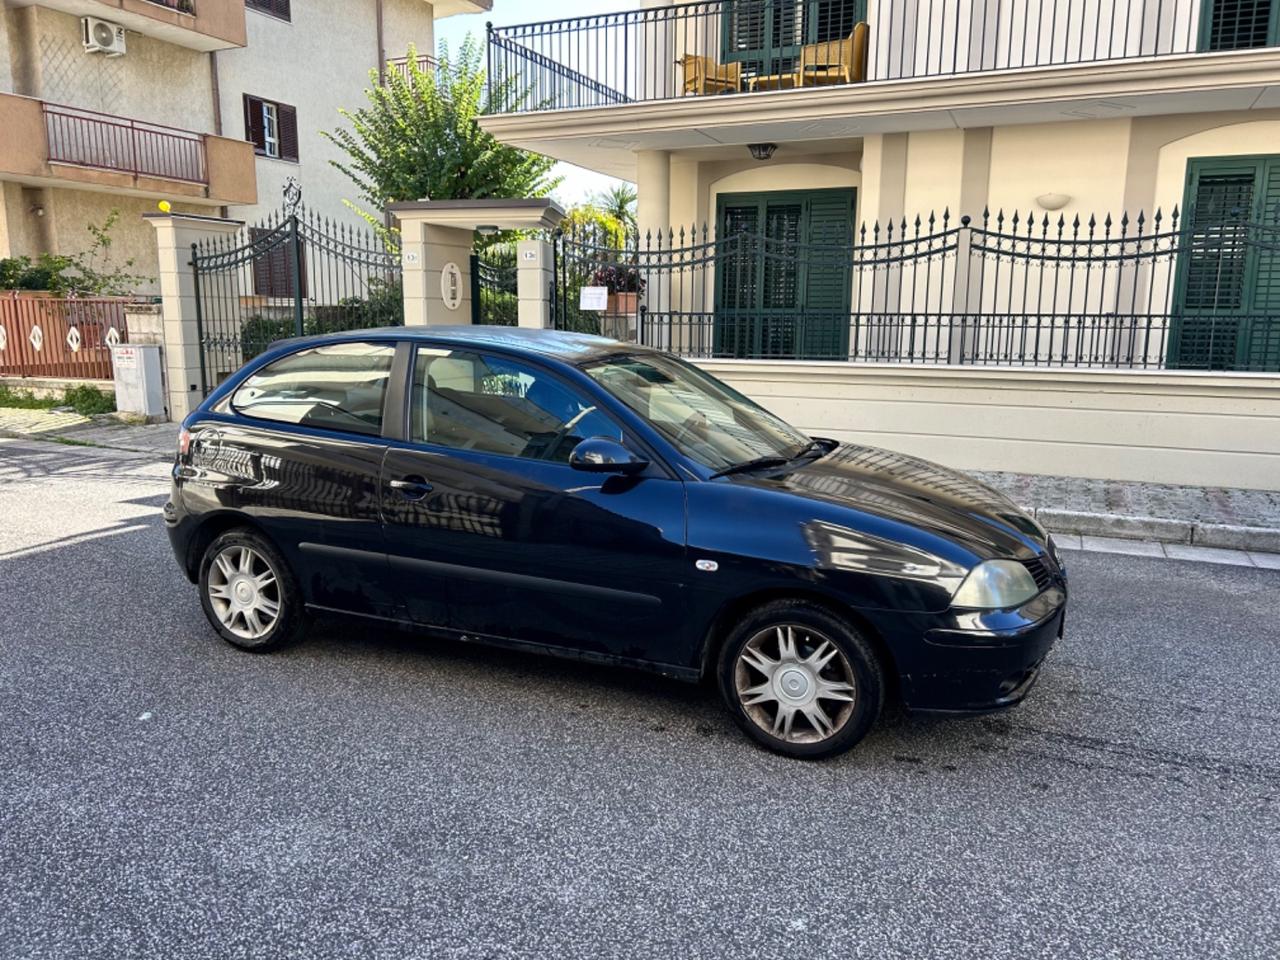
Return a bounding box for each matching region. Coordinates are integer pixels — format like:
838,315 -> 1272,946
166,327 -> 1067,759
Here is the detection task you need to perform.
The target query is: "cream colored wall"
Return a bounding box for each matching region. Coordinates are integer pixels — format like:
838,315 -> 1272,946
43,188 -> 203,294
20,6 -> 214,131
0,10 -> 13,95
697,360 -> 1280,490
217,0 -> 435,228
987,119 -> 1132,220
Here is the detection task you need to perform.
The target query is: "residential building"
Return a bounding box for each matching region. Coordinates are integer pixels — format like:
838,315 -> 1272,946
0,0 -> 489,291
481,0 -> 1280,374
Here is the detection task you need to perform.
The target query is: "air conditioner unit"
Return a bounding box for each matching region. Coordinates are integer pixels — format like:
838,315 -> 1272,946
82,18 -> 126,57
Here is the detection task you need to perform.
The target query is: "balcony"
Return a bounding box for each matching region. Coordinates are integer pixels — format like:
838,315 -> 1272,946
0,93 -> 256,206
385,53 -> 439,82
481,0 -> 1280,177
31,0 -> 246,50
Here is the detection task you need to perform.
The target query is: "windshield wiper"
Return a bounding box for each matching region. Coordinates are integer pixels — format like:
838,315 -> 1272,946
710,456 -> 792,479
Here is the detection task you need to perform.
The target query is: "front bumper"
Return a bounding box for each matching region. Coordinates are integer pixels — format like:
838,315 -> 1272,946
878,587 -> 1067,713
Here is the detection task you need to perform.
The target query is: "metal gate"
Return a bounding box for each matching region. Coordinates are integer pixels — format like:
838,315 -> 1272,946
191,186 -> 402,393
552,224 -> 645,342
470,244 -> 518,325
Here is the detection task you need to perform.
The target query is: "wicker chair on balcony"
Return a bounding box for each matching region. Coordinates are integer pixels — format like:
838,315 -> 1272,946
798,22 -> 870,87
678,54 -> 743,95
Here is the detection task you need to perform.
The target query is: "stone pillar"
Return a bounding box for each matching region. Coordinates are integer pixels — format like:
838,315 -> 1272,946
397,216 -> 474,326
517,238 -> 554,329
145,212 -> 244,422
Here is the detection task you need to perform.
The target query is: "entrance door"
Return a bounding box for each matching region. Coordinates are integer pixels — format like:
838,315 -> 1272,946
714,187 -> 855,360
1172,155 -> 1280,371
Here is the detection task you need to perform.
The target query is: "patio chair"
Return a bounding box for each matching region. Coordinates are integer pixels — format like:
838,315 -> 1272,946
678,54 -> 742,95
798,22 -> 869,87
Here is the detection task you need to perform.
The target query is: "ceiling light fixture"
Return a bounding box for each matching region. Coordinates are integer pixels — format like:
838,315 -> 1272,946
748,143 -> 778,161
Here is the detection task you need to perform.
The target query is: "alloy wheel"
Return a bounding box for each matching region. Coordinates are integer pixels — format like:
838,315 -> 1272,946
206,545 -> 281,641
734,624 -> 857,744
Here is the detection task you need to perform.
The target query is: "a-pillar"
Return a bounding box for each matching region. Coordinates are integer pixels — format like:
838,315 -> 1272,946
517,238 -> 554,329
145,212 -> 244,422
397,214 -> 474,327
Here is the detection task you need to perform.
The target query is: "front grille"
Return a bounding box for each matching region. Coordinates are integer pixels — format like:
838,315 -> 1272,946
1021,556 -> 1053,591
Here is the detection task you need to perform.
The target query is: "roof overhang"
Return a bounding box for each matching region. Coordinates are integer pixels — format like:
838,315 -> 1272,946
431,0 -> 493,19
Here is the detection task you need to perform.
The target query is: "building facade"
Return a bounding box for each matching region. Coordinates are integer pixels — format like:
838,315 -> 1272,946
481,0 -> 1280,374
0,0 -> 488,291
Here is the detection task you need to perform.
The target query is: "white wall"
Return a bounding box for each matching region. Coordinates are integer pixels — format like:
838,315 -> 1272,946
697,360 -> 1280,490
216,0 -> 435,227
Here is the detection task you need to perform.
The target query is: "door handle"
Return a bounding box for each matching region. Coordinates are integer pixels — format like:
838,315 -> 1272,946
389,476 -> 433,500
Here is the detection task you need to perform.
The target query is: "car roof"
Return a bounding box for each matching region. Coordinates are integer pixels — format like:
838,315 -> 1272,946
277,325 -> 652,367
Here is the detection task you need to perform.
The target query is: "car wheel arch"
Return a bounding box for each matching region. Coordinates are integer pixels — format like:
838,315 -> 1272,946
698,588 -> 901,700
184,511 -> 275,583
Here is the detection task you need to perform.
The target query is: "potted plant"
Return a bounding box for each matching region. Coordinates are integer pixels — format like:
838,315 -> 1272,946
592,265 -> 645,316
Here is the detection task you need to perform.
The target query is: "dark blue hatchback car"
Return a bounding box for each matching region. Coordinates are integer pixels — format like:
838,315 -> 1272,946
165,327 -> 1067,759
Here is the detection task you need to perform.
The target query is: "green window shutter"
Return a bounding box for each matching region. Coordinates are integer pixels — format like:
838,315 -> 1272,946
1200,0 -> 1279,51
1245,159 -> 1280,369
800,190 -> 854,359
716,204 -> 761,358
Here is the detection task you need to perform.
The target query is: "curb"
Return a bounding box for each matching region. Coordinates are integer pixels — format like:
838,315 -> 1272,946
1027,508 -> 1280,555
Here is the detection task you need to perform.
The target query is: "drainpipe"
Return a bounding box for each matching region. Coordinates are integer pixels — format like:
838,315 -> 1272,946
376,0 -> 386,83
210,50 -> 228,218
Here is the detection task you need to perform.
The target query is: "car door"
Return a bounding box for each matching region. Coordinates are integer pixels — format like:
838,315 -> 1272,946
193,339 -> 400,618
379,344 -> 690,666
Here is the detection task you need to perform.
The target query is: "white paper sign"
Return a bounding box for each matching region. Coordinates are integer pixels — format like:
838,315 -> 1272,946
440,262 -> 463,311
579,286 -> 609,312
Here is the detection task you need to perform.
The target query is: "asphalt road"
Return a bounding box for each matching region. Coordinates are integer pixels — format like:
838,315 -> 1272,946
1,438 -> 1277,960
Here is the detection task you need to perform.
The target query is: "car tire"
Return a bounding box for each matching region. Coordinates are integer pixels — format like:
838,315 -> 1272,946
716,600 -> 885,760
197,528 -> 307,653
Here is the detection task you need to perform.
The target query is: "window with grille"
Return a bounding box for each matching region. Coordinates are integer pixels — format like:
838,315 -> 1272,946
243,95 -> 298,161
1200,0 -> 1279,51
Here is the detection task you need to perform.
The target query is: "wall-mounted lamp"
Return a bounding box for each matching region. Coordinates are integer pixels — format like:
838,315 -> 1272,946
476,224 -> 501,237
748,143 -> 778,161
1036,193 -> 1072,211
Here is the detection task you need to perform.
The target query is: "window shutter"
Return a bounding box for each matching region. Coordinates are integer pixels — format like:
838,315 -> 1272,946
277,104 -> 299,162
1204,0 -> 1278,51
250,227 -> 308,300
800,191 -> 855,360
1246,159 -> 1280,369
715,204 -> 761,358
243,95 -> 265,153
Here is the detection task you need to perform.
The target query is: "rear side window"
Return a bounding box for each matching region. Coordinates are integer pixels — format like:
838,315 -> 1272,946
232,342 -> 396,437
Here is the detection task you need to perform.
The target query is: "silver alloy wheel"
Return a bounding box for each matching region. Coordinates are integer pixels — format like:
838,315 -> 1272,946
206,545 -> 281,641
734,624 -> 857,744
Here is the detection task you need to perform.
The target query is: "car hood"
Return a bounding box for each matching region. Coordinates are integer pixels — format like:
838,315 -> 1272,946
741,443 -> 1045,561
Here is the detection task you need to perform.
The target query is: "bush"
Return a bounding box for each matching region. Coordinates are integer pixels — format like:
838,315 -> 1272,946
0,386 -> 57,409
64,384 -> 115,416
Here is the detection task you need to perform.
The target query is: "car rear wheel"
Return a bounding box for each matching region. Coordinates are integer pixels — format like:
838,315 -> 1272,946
198,529 -> 306,652
716,600 -> 884,760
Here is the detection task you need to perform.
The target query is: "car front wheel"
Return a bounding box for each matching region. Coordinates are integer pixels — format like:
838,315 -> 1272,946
716,600 -> 885,760
198,528 -> 306,652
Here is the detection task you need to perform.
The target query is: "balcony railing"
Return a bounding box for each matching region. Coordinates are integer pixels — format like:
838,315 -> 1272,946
142,0 -> 196,12
487,0 -> 1279,114
43,103 -> 207,184
385,53 -> 439,81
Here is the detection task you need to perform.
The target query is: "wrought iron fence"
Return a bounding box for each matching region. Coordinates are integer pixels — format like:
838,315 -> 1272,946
488,0 -> 1267,113
43,102 -> 207,184
0,294 -> 134,380
553,207 -> 1280,372
471,245 -> 519,326
192,196 -> 402,393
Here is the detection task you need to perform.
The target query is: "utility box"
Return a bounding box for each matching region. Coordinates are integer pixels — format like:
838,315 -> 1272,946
111,343 -> 166,419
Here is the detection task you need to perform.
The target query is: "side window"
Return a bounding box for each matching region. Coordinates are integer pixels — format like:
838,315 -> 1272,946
410,348 -> 622,463
232,342 -> 395,437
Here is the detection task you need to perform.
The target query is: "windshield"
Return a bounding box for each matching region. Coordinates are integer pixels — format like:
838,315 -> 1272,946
582,352 -> 811,472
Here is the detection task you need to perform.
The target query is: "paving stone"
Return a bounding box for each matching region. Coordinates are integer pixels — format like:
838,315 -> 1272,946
1193,523 -> 1280,554
1248,552 -> 1280,570
1039,510 -> 1192,543
1080,536 -> 1166,557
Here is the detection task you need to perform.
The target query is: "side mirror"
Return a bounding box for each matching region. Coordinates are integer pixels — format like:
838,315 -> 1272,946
569,437 -> 649,476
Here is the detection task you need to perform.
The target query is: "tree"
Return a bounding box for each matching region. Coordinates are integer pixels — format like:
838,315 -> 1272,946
561,203 -> 628,250
591,183 -> 638,236
324,38 -> 560,231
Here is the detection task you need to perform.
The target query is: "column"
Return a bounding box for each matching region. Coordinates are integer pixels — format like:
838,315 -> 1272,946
517,238 -> 554,329
397,216 -> 474,327
146,212 -> 244,422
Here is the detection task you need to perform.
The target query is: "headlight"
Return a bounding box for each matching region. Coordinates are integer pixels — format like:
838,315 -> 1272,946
951,559 -> 1040,610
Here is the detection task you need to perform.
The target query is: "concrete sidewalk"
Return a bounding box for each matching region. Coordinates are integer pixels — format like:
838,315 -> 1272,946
2,404 -> 1278,553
